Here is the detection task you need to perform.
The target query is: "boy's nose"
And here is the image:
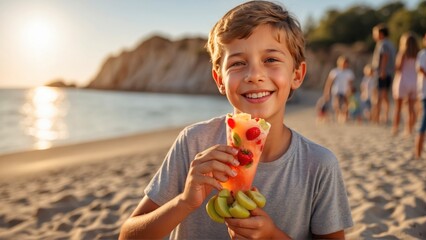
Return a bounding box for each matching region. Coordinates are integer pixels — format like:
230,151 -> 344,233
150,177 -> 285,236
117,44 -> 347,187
244,63 -> 265,83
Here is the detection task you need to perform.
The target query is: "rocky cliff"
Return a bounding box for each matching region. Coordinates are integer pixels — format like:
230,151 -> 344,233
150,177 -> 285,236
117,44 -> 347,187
87,35 -> 372,94
87,35 -> 217,94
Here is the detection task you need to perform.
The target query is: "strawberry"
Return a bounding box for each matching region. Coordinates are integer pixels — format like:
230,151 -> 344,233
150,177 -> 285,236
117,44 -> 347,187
246,127 -> 260,141
237,149 -> 253,166
227,118 -> 236,129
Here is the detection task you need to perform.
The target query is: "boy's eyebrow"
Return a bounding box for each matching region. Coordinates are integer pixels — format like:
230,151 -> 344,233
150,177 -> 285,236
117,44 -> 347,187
226,49 -> 286,59
226,52 -> 244,59
265,48 -> 286,55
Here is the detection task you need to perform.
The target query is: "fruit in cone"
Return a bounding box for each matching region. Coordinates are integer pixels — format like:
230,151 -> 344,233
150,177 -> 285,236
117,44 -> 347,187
205,112 -> 270,223
222,113 -> 270,192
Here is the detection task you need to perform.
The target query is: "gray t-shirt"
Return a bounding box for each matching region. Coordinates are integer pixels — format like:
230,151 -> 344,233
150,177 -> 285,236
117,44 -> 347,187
372,38 -> 396,76
145,115 -> 353,239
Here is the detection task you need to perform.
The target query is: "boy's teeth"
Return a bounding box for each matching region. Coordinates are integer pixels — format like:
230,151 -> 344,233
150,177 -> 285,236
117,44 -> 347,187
245,92 -> 270,99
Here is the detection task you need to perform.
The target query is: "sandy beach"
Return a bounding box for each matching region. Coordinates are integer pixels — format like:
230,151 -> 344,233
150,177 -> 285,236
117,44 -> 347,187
0,91 -> 425,239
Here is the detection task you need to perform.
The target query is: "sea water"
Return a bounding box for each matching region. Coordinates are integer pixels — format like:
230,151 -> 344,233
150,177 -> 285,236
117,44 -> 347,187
0,87 -> 232,155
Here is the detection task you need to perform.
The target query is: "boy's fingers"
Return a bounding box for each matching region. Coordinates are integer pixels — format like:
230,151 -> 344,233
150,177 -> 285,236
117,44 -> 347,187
195,146 -> 239,166
196,161 -> 237,178
213,171 -> 229,182
214,145 -> 239,155
192,174 -> 222,190
199,145 -> 237,157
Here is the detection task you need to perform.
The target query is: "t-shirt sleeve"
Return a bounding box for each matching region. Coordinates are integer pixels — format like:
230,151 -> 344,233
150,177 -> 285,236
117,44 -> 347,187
144,129 -> 191,206
328,68 -> 337,80
310,155 -> 353,235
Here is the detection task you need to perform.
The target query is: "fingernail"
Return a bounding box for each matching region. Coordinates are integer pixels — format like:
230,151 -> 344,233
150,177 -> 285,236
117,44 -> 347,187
233,160 -> 240,166
231,170 -> 237,176
232,148 -> 238,154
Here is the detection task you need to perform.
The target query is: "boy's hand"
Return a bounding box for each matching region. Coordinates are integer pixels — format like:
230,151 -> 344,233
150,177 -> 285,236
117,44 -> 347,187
226,208 -> 289,240
181,145 -> 239,211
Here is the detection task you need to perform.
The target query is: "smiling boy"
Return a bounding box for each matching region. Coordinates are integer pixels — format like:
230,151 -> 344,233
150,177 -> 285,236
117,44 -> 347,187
120,1 -> 353,239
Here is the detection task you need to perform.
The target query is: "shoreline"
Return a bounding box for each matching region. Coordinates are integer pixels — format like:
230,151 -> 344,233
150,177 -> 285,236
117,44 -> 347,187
0,127 -> 183,179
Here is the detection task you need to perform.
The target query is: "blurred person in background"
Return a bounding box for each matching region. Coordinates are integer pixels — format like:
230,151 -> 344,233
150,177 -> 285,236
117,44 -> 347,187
371,24 -> 396,125
360,64 -> 377,122
392,32 -> 419,136
415,33 -> 426,159
323,56 -> 355,123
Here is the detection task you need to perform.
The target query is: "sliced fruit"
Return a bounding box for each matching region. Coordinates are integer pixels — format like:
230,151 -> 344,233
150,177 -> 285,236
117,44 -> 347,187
237,149 -> 253,166
258,119 -> 270,131
218,189 -> 231,198
214,194 -> 232,218
235,191 -> 257,210
217,189 -> 235,206
227,118 -> 236,129
229,201 -> 250,219
232,132 -> 242,147
237,113 -> 251,121
247,190 -> 266,208
206,196 -> 225,223
246,127 -> 261,140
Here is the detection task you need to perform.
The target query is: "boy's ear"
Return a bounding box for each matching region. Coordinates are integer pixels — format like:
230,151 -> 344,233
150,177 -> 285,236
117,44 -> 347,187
212,69 -> 225,94
291,62 -> 306,90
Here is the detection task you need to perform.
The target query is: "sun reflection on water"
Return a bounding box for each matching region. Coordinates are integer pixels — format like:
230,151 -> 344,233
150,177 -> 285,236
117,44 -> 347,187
21,86 -> 68,150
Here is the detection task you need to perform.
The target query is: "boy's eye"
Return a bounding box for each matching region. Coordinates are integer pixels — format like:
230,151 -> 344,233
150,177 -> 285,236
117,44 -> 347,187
265,58 -> 278,63
229,61 -> 245,68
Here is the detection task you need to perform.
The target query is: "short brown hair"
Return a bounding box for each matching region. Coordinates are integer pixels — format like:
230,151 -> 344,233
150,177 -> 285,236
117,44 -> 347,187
373,23 -> 389,37
206,0 -> 305,76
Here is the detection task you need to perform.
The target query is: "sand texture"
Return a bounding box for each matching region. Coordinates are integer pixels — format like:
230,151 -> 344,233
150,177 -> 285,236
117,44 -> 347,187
0,94 -> 425,239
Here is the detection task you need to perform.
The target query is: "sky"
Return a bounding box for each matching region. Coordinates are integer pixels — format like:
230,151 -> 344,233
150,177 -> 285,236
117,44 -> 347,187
0,0 -> 420,88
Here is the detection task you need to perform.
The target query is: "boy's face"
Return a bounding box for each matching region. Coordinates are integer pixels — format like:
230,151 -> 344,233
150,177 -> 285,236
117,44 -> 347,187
212,24 -> 305,120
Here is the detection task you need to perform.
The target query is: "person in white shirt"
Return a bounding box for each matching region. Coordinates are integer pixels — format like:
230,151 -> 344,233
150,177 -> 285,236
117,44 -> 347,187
323,56 -> 355,123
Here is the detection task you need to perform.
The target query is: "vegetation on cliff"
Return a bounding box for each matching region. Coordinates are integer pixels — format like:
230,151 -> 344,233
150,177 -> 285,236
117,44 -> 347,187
305,0 -> 426,50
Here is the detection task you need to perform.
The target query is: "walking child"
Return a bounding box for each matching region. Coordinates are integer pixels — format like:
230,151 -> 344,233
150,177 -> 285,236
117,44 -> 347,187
323,56 -> 355,123
360,64 -> 377,121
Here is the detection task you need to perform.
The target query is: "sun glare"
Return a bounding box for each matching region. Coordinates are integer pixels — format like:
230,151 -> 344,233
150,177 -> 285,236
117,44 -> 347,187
21,87 -> 68,150
21,18 -> 56,54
